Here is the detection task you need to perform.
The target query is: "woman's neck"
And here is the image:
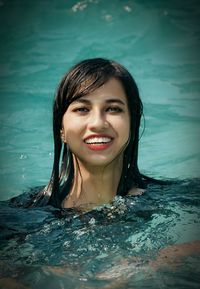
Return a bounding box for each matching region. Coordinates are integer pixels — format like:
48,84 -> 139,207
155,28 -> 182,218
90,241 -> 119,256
63,156 -> 123,209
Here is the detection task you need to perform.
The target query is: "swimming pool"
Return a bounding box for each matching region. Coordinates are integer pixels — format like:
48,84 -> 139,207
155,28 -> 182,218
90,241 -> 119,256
0,0 -> 200,288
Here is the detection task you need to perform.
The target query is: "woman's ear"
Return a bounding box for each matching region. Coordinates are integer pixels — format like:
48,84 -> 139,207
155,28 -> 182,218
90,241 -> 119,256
60,128 -> 66,143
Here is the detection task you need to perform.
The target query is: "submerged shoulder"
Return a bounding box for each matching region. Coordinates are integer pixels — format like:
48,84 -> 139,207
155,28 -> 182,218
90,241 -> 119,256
9,185 -> 46,208
128,187 -> 145,196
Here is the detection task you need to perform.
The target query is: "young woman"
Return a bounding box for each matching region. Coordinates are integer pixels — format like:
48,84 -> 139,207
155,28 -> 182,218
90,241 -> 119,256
28,58 -> 158,209
6,59 -> 199,284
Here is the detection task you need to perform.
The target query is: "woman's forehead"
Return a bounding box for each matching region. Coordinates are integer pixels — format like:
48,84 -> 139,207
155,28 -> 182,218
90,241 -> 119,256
74,78 -> 127,102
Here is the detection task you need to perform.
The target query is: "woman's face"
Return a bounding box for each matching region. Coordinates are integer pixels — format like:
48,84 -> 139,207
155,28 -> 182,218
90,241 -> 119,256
62,77 -> 130,168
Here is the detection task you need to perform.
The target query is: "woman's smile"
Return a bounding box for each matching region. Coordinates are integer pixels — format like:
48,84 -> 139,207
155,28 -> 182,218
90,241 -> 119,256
83,134 -> 114,151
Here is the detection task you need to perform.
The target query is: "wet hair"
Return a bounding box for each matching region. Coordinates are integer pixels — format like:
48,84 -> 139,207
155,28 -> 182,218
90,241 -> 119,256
28,58 -> 154,208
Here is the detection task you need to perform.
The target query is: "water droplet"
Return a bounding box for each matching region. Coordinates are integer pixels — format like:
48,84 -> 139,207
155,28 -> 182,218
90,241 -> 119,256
20,154 -> 28,159
124,5 -> 132,13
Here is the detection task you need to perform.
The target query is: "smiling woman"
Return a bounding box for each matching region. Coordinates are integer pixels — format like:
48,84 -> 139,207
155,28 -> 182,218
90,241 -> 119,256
18,58 -> 160,209
4,57 -> 200,289
61,78 -> 130,208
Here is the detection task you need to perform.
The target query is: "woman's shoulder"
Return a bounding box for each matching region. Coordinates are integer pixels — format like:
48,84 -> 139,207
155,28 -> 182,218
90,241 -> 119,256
128,187 -> 145,196
9,186 -> 45,208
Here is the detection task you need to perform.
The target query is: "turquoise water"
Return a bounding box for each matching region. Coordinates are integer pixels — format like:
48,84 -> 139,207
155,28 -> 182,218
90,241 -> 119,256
0,0 -> 200,288
1,180 -> 200,288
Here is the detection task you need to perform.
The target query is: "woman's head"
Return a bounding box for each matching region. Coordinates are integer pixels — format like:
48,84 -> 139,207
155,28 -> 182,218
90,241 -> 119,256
38,58 -> 144,207
61,77 -> 131,169
54,58 -> 142,134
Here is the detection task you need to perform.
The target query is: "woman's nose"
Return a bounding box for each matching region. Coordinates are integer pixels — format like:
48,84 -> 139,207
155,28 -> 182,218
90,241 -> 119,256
88,110 -> 108,131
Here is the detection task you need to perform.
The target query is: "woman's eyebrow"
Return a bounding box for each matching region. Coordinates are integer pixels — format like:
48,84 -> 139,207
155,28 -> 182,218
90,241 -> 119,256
73,98 -> 126,105
105,99 -> 126,105
73,99 -> 90,105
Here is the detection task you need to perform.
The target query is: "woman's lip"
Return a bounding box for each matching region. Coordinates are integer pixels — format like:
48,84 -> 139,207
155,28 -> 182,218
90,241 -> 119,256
84,141 -> 113,151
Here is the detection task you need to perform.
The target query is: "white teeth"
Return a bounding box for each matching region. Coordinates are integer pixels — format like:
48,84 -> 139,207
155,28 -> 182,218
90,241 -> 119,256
85,137 -> 112,144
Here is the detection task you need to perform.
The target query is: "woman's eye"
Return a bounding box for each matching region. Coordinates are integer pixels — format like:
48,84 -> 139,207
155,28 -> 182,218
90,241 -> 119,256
106,107 -> 123,113
74,107 -> 89,113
